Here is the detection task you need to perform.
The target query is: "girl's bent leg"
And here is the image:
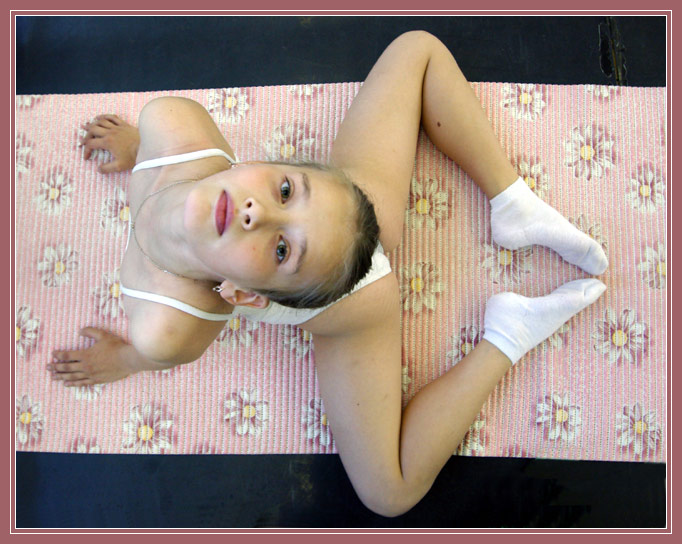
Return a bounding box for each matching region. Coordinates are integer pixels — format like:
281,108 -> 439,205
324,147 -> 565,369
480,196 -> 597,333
396,279 -> 606,514
417,33 -> 520,199
414,32 -> 608,273
311,276 -> 605,517
335,31 -> 607,274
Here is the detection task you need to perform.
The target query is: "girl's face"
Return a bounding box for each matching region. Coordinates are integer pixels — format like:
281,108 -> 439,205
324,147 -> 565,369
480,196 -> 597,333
183,163 -> 355,293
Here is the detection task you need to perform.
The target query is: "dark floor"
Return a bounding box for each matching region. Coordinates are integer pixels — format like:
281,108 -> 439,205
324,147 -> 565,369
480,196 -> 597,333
14,15 -> 667,529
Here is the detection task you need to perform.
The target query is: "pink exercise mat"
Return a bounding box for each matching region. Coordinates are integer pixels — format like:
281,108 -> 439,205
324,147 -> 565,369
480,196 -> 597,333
14,82 -> 666,461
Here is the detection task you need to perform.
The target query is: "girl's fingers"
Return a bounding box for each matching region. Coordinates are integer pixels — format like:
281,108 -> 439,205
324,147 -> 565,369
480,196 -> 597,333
98,114 -> 122,125
80,327 -> 106,341
99,161 -> 122,174
50,361 -> 82,373
52,350 -> 79,362
64,378 -> 94,387
84,124 -> 109,138
82,138 -> 107,160
54,371 -> 87,381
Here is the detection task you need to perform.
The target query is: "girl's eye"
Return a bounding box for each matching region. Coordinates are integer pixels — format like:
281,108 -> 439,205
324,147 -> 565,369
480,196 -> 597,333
280,179 -> 292,202
276,239 -> 289,263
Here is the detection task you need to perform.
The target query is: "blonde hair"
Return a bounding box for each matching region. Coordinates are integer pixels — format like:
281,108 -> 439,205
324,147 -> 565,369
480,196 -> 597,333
255,161 -> 380,309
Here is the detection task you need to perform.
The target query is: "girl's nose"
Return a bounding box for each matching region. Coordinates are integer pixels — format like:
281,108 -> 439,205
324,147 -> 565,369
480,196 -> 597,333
240,198 -> 267,230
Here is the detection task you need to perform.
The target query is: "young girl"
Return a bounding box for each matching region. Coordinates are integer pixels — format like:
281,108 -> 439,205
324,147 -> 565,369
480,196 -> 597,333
50,31 -> 607,517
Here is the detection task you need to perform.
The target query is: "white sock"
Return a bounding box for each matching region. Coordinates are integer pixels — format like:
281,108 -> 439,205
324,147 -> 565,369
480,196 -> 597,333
490,178 -> 609,275
482,279 -> 606,365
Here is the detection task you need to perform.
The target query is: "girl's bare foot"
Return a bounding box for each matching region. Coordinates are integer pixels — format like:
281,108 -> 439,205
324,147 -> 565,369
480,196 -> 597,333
80,114 -> 140,173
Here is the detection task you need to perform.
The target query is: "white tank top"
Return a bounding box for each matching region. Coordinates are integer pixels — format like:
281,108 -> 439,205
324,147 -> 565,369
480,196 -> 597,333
120,149 -> 391,325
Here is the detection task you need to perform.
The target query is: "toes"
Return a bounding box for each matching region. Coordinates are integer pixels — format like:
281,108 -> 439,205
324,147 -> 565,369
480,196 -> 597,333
556,279 -> 606,304
584,280 -> 607,300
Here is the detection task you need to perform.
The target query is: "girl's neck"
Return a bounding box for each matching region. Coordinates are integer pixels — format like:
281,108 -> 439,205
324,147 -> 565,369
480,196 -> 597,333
134,181 -> 215,282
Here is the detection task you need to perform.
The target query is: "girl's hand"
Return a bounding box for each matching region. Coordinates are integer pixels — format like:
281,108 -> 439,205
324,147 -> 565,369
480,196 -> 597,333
49,327 -> 138,387
80,114 -> 140,174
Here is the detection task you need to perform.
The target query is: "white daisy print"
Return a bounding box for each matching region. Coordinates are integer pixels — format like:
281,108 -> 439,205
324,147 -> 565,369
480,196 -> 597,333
501,83 -> 546,121
92,268 -> 125,319
37,244 -> 78,287
481,244 -> 532,285
16,395 -> 44,446
224,389 -> 269,436
447,326 -> 482,365
287,84 -> 324,98
34,168 -> 74,216
72,384 -> 104,401
400,262 -> 444,313
514,157 -> 550,199
456,416 -> 486,456
616,403 -> 661,457
625,163 -> 665,213
304,398 -> 332,447
15,133 -> 33,178
100,186 -> 130,236
536,393 -> 581,442
16,305 -> 40,357
71,437 -> 101,453
122,404 -> 174,453
406,175 -> 449,230
593,308 -> 649,365
564,124 -> 616,180
217,317 -> 260,349
206,88 -> 250,125
569,215 -> 608,253
16,95 -> 41,108
282,327 -> 314,359
637,242 -> 666,290
584,85 -> 619,99
263,123 -> 317,162
401,365 -> 412,394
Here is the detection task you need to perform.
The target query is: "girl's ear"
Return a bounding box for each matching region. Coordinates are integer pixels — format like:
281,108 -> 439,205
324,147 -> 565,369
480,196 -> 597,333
216,279 -> 269,309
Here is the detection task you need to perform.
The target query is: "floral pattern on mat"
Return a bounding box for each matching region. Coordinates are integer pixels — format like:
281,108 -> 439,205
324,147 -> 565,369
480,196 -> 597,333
14,82 -> 666,460
123,404 -> 175,453
225,390 -> 269,437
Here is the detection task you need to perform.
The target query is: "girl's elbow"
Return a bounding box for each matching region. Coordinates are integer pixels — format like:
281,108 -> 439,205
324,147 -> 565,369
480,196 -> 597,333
355,481 -> 428,518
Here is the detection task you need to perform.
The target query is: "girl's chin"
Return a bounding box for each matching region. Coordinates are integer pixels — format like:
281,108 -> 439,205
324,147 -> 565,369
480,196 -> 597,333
183,186 -> 215,235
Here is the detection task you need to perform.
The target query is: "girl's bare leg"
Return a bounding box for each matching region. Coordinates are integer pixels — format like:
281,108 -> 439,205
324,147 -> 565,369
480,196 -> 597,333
334,31 -> 607,274
416,36 -> 608,274
312,32 -> 607,516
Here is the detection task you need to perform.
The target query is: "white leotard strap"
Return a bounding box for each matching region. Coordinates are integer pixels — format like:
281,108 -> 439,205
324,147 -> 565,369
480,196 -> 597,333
120,285 -> 234,322
132,148 -> 238,173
